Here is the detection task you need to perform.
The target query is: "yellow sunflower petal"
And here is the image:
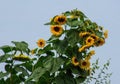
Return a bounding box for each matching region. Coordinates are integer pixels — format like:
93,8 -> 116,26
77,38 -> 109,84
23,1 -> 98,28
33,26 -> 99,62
85,36 -> 95,46
104,30 -> 108,39
50,25 -> 63,36
79,59 -> 90,70
54,15 -> 67,25
37,39 -> 46,48
71,56 -> 79,66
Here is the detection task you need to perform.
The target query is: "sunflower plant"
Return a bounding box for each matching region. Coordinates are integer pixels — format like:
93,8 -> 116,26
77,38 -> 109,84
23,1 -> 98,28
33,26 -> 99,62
0,9 -> 111,84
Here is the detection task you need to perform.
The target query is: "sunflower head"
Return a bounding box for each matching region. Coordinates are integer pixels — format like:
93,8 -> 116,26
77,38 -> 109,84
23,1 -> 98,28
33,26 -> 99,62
31,49 -> 36,55
95,38 -> 105,47
13,54 -> 31,61
90,34 -> 99,41
79,59 -> 90,70
104,30 -> 108,39
79,32 -> 90,38
37,39 -> 46,48
78,45 -> 86,52
71,56 -> 79,66
50,25 -> 63,36
78,44 -> 91,52
54,15 -> 67,25
85,50 -> 95,60
85,36 -> 95,46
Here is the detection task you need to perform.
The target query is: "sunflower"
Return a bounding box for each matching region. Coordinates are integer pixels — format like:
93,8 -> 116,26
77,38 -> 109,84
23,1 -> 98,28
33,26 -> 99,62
85,50 -> 95,60
95,38 -> 105,47
37,39 -> 46,48
13,54 -> 30,61
31,49 -> 35,55
79,59 -> 90,70
90,34 -> 99,41
85,36 -> 95,46
104,30 -> 108,39
50,25 -> 63,36
78,44 -> 91,52
54,15 -> 67,25
71,56 -> 79,66
78,45 -> 86,52
79,32 -> 90,38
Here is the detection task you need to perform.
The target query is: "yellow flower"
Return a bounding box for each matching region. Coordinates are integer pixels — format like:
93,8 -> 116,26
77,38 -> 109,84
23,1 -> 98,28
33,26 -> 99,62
13,54 -> 30,61
85,50 -> 95,60
95,38 -> 105,47
71,56 -> 79,66
54,15 -> 67,25
85,36 -> 95,46
104,30 -> 108,39
79,59 -> 90,70
37,39 -> 46,48
78,45 -> 86,52
31,49 -> 35,55
50,25 -> 63,36
78,44 -> 91,52
79,32 -> 90,38
90,34 -> 99,41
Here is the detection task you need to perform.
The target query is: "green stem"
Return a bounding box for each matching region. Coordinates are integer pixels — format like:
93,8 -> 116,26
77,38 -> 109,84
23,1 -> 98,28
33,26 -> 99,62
10,60 -> 14,84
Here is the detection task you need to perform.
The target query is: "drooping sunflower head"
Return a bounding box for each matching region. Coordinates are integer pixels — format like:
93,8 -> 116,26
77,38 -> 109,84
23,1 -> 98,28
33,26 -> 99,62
79,59 -> 90,70
79,32 -> 90,38
78,44 -> 91,52
30,49 -> 36,55
85,50 -> 95,60
54,15 -> 67,25
71,56 -> 79,66
90,34 -> 99,41
37,39 -> 46,48
95,38 -> 105,47
85,36 -> 95,46
31,49 -> 35,55
104,30 -> 108,39
13,54 -> 31,61
78,45 -> 86,52
50,25 -> 63,36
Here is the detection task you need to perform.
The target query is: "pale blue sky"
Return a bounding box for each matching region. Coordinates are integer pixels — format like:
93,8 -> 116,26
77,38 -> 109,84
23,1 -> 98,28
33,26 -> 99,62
0,0 -> 120,83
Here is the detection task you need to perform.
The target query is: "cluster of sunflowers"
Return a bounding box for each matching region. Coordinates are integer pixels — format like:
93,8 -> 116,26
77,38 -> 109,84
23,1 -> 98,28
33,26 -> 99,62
39,9 -> 108,72
0,9 -> 109,84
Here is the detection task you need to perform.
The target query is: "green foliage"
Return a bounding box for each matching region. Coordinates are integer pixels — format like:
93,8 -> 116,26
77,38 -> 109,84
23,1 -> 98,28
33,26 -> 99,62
0,9 -> 111,84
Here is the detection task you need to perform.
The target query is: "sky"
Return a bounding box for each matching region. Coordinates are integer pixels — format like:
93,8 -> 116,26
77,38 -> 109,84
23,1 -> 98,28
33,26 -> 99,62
0,0 -> 120,83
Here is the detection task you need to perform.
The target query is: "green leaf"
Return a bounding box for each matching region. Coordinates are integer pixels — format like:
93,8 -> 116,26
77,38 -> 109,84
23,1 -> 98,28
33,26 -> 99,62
67,18 -> 81,27
0,54 -> 13,63
38,44 -> 53,55
25,81 -> 36,84
43,56 -> 53,71
0,72 -> 9,78
15,66 -> 29,76
53,39 -> 68,54
5,64 -> 12,72
44,22 -> 51,25
75,76 -> 86,84
66,29 -> 80,46
34,56 -> 47,69
64,11 -> 71,16
0,78 -> 6,84
21,61 -> 33,72
44,44 -> 53,51
12,41 -> 30,54
47,35 -> 59,42
54,72 -> 76,84
10,74 -> 21,84
26,67 -> 47,82
50,57 -> 65,73
0,45 -> 13,53
95,31 -> 103,38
